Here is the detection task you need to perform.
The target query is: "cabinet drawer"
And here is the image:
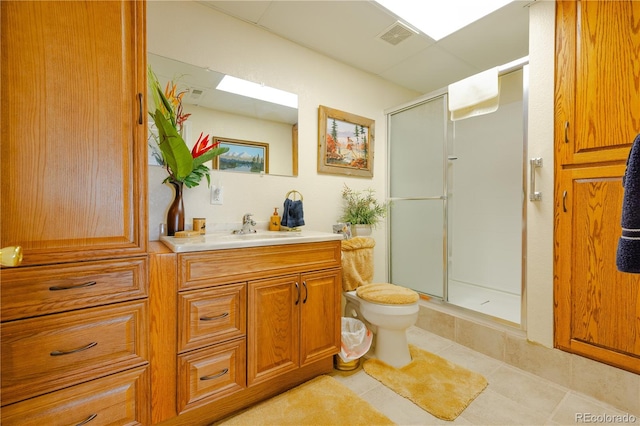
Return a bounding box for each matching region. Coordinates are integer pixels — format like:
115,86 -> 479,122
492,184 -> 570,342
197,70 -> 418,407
178,283 -> 246,353
1,257 -> 148,321
1,300 -> 148,405
179,241 -> 341,290
1,366 -> 150,426
178,338 -> 246,413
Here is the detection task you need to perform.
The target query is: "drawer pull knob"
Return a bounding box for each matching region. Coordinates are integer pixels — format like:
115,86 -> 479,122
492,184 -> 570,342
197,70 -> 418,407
200,368 -> 229,381
302,281 -> 308,304
49,281 -> 97,291
76,413 -> 97,426
50,341 -> 97,356
200,312 -> 229,321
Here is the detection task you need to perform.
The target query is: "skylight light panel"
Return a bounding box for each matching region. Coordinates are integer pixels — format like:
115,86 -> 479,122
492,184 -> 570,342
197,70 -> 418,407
374,0 -> 513,41
216,75 -> 298,109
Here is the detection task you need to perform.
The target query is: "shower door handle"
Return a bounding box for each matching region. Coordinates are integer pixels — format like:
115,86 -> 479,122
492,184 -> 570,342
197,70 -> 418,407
529,157 -> 543,201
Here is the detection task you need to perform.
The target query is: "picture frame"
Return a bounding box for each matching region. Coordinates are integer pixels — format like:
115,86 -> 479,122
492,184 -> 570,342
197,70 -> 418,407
318,105 -> 375,178
213,137 -> 269,174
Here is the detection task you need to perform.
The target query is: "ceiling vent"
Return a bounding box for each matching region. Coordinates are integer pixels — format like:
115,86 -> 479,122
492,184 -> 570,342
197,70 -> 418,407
378,21 -> 415,46
189,88 -> 204,100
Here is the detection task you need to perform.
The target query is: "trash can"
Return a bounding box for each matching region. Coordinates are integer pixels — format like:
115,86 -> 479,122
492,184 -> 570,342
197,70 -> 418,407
334,317 -> 373,371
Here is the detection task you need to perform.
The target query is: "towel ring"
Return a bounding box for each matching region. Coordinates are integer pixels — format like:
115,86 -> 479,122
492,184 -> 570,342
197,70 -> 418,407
286,190 -> 303,201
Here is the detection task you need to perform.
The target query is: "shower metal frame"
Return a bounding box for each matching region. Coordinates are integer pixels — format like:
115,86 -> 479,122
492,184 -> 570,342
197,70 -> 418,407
385,57 -> 530,329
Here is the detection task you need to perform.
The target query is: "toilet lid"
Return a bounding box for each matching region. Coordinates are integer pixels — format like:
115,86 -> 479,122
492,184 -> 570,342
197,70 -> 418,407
356,283 -> 419,304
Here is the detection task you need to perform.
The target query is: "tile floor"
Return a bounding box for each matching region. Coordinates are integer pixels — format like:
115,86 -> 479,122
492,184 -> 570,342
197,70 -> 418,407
329,327 -> 639,425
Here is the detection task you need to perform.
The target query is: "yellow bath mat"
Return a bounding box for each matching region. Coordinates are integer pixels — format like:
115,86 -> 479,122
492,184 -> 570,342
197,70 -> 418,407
216,375 -> 395,425
363,345 -> 488,421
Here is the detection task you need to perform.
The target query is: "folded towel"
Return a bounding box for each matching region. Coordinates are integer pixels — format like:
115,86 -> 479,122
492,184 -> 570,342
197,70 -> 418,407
341,237 -> 375,291
448,67 -> 500,121
616,133 -> 640,273
281,198 -> 305,228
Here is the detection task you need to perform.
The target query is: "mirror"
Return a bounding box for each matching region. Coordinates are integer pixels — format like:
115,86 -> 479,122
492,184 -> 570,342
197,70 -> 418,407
148,53 -> 299,176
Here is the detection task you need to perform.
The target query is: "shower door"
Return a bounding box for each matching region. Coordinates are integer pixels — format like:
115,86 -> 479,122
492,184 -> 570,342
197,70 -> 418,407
388,94 -> 448,298
388,66 -> 526,325
447,69 -> 524,323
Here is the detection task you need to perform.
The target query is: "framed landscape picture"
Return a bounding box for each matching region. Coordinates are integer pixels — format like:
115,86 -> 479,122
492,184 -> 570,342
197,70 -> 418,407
212,137 -> 269,174
318,105 -> 374,178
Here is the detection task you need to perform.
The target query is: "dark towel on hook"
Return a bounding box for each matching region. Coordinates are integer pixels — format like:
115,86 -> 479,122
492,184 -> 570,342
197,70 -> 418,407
616,133 -> 640,273
281,198 -> 305,228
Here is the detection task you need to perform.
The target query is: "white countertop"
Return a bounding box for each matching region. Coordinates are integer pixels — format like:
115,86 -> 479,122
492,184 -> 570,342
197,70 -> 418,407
160,230 -> 344,253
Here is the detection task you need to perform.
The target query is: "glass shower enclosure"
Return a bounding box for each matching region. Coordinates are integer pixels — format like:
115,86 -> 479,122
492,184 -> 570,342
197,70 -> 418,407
387,63 -> 527,325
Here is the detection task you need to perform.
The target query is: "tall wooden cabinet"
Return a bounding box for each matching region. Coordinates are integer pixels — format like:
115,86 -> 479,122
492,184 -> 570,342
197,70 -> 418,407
554,0 -> 640,374
0,1 -> 149,423
1,0 -> 147,266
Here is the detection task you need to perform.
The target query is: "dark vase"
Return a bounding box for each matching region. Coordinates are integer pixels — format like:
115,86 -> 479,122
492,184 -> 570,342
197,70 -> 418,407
167,180 -> 184,236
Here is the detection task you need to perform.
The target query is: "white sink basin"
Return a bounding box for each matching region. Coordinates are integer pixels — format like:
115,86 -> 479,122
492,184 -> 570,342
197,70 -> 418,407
161,230 -> 343,253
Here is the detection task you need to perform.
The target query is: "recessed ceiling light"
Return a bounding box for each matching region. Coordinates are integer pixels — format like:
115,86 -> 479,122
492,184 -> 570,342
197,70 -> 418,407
374,0 -> 513,41
216,75 -> 298,109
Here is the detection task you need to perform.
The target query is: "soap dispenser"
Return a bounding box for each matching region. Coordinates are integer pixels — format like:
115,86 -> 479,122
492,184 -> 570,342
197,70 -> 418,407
269,207 -> 281,231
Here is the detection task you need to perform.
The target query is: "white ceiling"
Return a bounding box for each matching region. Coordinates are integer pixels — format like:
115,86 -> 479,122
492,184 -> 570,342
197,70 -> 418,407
198,0 -> 532,94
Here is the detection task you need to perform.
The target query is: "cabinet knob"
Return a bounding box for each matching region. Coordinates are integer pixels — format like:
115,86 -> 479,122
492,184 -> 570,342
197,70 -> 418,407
0,246 -> 22,267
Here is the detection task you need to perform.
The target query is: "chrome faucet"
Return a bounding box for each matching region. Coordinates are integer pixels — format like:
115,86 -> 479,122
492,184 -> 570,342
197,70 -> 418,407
240,213 -> 256,234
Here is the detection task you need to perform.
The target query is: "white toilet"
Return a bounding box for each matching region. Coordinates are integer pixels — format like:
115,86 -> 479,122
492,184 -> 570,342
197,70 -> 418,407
341,237 -> 419,368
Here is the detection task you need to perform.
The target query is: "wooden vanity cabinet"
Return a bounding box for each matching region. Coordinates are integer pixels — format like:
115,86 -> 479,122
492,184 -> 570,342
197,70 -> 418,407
149,240 -> 342,425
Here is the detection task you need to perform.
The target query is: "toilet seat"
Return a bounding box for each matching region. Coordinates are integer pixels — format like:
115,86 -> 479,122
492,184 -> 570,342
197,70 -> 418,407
355,283 -> 419,305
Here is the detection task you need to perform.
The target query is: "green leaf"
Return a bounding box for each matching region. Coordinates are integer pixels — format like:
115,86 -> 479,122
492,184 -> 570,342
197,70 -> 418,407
152,110 -> 193,180
192,146 -> 229,169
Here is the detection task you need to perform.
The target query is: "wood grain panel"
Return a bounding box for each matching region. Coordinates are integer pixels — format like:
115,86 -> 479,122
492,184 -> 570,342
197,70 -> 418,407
1,257 -> 148,321
299,269 -> 341,366
1,300 -> 148,405
572,175 -> 640,357
574,0 -> 640,161
555,164 -> 640,373
179,241 -> 341,290
148,242 -> 178,424
247,275 -> 299,386
177,338 -> 246,413
178,284 -> 246,353
0,0 -> 147,265
554,0 -> 576,165
1,366 -> 150,426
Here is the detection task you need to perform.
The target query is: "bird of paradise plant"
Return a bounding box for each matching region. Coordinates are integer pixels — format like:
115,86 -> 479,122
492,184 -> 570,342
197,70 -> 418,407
148,67 -> 228,188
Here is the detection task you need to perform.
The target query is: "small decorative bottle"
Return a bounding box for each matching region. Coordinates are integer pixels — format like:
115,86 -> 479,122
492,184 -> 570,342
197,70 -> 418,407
269,207 -> 281,231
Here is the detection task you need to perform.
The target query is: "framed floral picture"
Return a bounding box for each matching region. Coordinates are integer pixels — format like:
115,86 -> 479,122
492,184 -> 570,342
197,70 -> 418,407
212,137 -> 269,174
318,105 -> 374,178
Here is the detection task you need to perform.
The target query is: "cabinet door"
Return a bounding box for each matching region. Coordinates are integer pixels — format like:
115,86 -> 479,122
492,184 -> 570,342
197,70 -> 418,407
555,0 -> 640,165
247,275 -> 299,386
555,165 -> 640,373
0,0 -> 147,266
299,269 -> 341,366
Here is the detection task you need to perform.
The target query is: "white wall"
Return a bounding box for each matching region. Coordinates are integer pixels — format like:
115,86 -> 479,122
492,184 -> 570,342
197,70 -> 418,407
526,0 -> 555,347
147,1 -> 419,282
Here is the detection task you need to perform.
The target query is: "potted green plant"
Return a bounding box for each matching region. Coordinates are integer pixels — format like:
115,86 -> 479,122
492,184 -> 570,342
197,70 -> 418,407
339,184 -> 388,236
